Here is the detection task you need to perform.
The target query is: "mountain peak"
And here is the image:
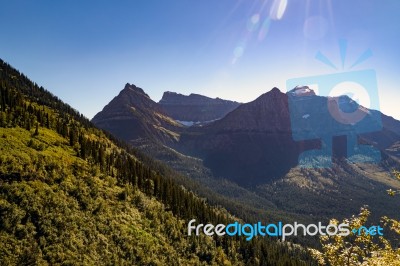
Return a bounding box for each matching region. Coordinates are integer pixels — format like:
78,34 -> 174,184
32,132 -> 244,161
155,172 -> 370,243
92,83 -> 181,145
287,85 -> 316,97
163,91 -> 178,96
253,87 -> 285,103
263,87 -> 284,99
160,91 -> 180,103
206,87 -> 291,133
270,87 -> 281,93
92,83 -> 157,123
121,83 -> 149,98
159,91 -> 241,122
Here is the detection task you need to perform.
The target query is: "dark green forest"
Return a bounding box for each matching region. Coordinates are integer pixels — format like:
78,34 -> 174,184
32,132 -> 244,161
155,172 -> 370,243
0,59 -> 316,265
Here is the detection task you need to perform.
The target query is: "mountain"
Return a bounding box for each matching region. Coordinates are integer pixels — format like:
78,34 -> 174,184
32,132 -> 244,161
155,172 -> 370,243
91,85 -> 295,225
92,83 -> 183,145
177,86 -> 400,220
178,87 -> 400,185
0,59 -> 316,265
177,88 -> 308,185
159,91 -> 240,123
93,83 -> 400,227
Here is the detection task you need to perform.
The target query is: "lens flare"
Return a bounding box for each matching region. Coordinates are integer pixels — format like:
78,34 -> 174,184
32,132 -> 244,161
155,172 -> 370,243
269,0 -> 288,20
232,43 -> 246,65
234,46 -> 244,58
247,13 -> 260,32
258,17 -> 271,41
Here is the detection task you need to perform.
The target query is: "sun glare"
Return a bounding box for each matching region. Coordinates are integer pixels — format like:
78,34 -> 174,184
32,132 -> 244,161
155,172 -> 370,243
269,0 -> 288,20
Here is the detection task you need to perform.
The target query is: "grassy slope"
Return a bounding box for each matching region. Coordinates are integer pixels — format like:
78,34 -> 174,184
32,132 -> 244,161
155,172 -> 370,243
0,127 -> 233,265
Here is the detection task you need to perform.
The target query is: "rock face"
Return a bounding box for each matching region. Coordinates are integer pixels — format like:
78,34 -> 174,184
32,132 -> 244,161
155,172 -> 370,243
177,88 -> 311,185
159,91 -> 240,122
92,83 -> 182,145
206,87 -> 291,132
177,87 -> 400,185
92,84 -> 400,222
93,84 -> 400,187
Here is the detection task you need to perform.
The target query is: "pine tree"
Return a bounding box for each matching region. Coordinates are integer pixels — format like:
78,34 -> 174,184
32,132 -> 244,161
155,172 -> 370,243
34,122 -> 39,136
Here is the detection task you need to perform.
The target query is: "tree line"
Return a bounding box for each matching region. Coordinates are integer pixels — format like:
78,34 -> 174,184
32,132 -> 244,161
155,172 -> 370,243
0,58 -> 316,265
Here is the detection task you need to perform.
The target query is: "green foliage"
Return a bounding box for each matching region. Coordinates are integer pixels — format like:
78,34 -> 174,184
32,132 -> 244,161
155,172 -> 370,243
310,208 -> 400,265
387,170 -> 400,197
0,128 -> 236,265
310,171 -> 400,265
0,59 -> 317,265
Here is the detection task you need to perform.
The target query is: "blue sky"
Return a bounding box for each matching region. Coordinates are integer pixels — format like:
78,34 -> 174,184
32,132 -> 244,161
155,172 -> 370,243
0,0 -> 399,120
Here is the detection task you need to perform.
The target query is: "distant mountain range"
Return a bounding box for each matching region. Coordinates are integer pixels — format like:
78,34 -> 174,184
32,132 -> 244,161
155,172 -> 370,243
159,91 -> 240,123
92,83 -> 400,225
2,55 -> 398,262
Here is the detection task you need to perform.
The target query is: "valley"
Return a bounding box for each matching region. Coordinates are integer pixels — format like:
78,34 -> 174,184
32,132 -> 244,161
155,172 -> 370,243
92,82 -> 400,229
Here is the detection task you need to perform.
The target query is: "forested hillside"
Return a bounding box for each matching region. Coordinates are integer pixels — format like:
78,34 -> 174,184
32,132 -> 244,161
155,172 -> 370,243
0,59 -> 316,265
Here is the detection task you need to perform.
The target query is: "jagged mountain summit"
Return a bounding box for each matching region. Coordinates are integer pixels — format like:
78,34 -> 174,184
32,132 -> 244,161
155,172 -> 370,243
179,86 -> 400,184
92,84 -> 242,146
93,83 -> 400,223
159,91 -> 240,123
177,87 -> 302,183
92,83 -> 183,145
